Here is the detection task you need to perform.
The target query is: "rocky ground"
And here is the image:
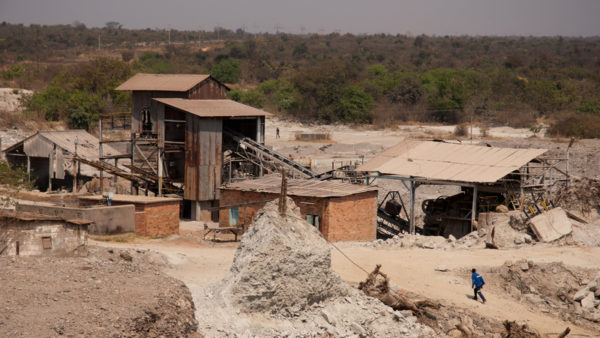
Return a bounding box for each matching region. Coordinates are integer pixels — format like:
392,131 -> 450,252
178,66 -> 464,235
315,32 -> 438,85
0,247 -> 199,337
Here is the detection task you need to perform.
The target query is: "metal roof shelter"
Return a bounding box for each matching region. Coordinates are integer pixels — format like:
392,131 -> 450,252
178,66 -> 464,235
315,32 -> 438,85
222,175 -> 377,198
153,98 -> 269,118
358,140 -> 548,234
3,130 -> 121,191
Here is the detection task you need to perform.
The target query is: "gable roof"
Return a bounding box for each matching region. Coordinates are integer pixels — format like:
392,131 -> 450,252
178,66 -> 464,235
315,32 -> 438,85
357,140 -> 547,184
221,175 -> 377,198
115,73 -> 221,92
4,130 -> 118,158
153,98 -> 269,117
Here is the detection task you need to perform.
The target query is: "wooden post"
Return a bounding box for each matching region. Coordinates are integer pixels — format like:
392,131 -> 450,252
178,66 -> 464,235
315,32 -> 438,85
131,133 -> 136,195
409,180 -> 415,234
99,119 -> 104,194
26,155 -> 30,183
471,185 -> 478,233
157,148 -> 163,196
279,168 -> 287,215
48,146 -> 54,192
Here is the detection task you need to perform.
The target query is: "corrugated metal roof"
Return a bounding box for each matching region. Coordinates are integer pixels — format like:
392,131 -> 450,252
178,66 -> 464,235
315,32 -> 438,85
38,130 -> 119,159
154,98 -> 269,117
221,175 -> 377,198
357,140 -> 547,184
115,73 -> 211,91
4,130 -> 121,177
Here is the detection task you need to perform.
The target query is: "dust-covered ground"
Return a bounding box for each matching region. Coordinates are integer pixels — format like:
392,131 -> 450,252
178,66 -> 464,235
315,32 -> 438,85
0,246 -> 199,337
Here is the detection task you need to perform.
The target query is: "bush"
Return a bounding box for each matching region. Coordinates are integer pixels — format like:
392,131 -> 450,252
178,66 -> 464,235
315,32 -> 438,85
0,161 -> 32,189
454,123 -> 469,137
547,114 -> 600,139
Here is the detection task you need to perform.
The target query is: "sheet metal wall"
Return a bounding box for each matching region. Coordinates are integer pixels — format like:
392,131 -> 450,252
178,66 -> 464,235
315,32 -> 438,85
131,91 -> 184,134
184,115 -> 222,201
188,78 -> 228,99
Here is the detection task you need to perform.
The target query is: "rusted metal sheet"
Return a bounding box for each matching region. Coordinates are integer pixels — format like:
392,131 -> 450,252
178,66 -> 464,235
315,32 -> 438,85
184,115 -> 222,201
357,140 -> 547,184
116,73 -> 211,92
188,78 -> 229,99
221,175 -> 378,198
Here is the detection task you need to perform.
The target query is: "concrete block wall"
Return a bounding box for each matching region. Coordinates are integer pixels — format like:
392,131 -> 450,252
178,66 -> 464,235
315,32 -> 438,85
1,221 -> 87,256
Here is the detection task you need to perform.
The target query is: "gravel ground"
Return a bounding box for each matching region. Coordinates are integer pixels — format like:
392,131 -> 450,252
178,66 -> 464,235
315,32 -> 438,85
0,246 -> 199,337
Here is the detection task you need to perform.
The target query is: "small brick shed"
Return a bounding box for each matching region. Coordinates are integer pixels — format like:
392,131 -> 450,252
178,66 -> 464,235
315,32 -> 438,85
0,210 -> 90,257
78,195 -> 181,237
219,176 -> 378,241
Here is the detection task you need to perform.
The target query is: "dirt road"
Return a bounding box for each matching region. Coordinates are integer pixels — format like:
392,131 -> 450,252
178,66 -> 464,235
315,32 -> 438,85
92,238 -> 600,337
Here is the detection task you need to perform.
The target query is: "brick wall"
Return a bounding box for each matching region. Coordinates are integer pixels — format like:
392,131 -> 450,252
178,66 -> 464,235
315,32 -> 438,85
323,191 -> 377,242
219,189 -> 377,241
136,202 -> 179,237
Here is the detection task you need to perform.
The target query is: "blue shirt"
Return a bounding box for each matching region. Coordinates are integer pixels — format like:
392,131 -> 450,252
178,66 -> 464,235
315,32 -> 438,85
472,272 -> 485,288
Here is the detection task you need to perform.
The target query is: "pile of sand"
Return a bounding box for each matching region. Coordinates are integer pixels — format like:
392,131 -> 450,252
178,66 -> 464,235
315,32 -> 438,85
193,198 -> 436,336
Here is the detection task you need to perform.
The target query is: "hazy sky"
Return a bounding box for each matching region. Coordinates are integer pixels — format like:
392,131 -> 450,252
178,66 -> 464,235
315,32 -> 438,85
1,0 -> 599,36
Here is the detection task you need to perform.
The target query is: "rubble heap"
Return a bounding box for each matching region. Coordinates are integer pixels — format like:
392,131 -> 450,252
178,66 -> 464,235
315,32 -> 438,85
194,198 -> 436,337
554,178 -> 600,217
493,259 -> 600,328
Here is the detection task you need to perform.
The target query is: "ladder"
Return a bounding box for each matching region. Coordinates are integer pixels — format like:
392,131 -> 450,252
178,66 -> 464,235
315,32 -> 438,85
225,129 -> 318,179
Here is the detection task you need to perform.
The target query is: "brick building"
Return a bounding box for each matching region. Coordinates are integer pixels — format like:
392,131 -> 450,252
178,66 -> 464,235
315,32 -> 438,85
219,176 -> 378,241
78,195 -> 180,237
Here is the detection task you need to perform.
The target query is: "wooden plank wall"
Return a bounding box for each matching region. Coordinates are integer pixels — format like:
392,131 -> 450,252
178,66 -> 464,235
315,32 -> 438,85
188,78 -> 229,99
184,115 -> 222,201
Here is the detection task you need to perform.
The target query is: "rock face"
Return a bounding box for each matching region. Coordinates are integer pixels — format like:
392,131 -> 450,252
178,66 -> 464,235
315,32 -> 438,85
221,198 -> 350,316
194,198 -> 436,337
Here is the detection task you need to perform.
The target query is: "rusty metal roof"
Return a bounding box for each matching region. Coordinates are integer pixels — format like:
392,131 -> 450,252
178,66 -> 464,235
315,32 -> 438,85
115,73 -> 211,91
221,175 -> 377,198
153,98 -> 269,117
357,140 -> 547,184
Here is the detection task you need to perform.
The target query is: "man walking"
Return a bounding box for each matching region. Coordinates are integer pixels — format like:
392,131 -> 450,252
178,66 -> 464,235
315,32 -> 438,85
471,268 -> 486,303
276,127 -> 280,139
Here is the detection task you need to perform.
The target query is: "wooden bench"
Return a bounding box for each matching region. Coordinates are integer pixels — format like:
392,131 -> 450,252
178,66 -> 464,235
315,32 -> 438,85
203,226 -> 243,241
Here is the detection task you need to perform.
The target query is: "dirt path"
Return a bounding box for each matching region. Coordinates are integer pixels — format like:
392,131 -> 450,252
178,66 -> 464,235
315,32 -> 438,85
331,245 -> 600,337
93,238 -> 600,336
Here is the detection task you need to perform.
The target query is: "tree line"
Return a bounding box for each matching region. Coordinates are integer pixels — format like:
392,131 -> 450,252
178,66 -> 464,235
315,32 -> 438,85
1,22 -> 599,137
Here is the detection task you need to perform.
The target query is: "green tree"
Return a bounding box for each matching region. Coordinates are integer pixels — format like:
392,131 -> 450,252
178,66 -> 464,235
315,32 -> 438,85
211,58 -> 241,83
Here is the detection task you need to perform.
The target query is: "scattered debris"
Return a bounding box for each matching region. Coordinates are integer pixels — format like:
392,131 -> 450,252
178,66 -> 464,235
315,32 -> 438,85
492,259 -> 600,329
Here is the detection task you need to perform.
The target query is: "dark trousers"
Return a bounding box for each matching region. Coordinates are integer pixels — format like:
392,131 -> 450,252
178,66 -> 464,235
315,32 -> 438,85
474,286 -> 486,302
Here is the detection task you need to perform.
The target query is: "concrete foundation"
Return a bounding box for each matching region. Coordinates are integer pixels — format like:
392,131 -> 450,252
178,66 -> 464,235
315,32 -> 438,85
16,203 -> 135,235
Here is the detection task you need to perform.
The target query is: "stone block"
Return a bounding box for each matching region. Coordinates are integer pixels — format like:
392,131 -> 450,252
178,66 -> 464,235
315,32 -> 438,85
528,207 -> 572,242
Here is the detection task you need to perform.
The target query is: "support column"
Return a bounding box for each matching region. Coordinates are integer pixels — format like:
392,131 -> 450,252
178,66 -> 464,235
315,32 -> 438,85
409,180 -> 415,234
99,119 -> 104,194
471,185 -> 478,233
26,156 -> 30,183
157,148 -> 163,196
191,200 -> 214,222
